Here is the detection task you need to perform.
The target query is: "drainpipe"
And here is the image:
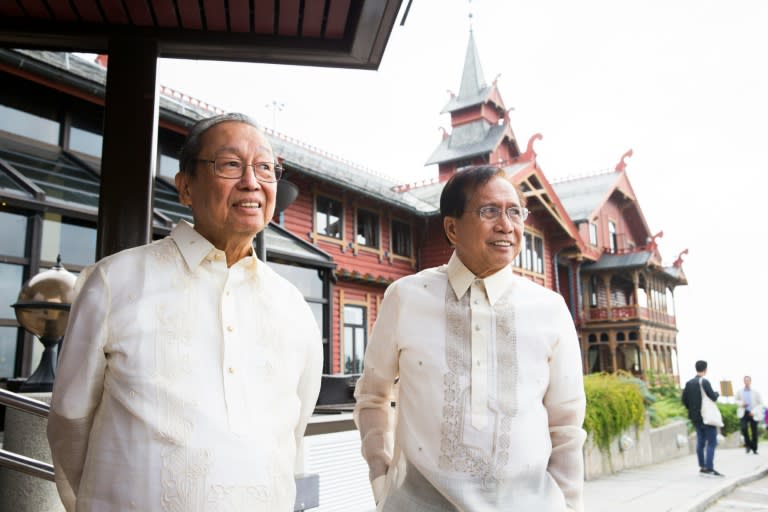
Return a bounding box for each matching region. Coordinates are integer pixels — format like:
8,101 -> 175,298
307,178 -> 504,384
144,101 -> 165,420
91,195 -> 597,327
553,249 -> 562,294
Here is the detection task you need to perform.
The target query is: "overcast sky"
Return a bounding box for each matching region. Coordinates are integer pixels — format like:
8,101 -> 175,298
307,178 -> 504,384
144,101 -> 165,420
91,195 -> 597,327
157,0 -> 768,393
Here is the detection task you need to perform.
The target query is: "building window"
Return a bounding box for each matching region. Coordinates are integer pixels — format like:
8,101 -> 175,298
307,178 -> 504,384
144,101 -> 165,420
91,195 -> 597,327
589,222 -> 598,246
343,305 -> 367,374
514,232 -> 544,275
268,261 -> 329,370
69,126 -> 103,158
0,104 -> 59,145
391,219 -> 412,257
608,221 -> 617,252
356,209 -> 379,248
0,210 -> 29,258
158,153 -> 179,180
41,213 -> 97,268
589,276 -> 599,307
315,195 -> 343,239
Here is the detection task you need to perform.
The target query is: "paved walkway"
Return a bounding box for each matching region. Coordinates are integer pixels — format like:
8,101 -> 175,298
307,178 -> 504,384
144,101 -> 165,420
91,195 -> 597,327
584,448 -> 768,512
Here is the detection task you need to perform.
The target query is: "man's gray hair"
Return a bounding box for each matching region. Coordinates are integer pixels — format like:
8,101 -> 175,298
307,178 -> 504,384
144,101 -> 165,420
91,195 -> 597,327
178,113 -> 263,176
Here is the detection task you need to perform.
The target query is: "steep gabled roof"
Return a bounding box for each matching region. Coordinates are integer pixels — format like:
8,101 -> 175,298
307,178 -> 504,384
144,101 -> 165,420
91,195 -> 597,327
441,30 -> 494,114
551,171 -> 620,222
425,120 -> 508,165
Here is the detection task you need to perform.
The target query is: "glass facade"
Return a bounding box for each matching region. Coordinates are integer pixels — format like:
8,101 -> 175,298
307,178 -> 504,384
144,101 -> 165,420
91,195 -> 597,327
42,214 -> 97,267
0,211 -> 28,258
0,105 -> 59,145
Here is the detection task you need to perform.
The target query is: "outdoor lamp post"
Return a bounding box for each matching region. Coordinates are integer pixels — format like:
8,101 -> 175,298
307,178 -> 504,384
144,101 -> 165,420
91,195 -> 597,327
12,255 -> 76,392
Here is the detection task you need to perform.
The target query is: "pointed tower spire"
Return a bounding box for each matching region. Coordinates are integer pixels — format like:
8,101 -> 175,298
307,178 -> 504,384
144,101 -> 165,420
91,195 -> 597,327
425,6 -> 520,182
458,29 -> 487,100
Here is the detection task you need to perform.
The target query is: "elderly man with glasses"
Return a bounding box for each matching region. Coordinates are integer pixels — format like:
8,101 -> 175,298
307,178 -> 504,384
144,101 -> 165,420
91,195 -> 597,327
48,113 -> 322,511
354,165 -> 586,511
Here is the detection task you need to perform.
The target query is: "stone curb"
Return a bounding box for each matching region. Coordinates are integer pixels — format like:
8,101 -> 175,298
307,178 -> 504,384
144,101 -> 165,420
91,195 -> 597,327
678,464 -> 768,512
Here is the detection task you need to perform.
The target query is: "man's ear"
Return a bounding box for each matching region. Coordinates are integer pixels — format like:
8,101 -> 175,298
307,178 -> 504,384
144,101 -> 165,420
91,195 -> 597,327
443,216 -> 458,246
175,172 -> 192,206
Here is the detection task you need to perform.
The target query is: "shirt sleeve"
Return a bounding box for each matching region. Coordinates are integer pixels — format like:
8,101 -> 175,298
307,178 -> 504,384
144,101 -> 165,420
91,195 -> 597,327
702,379 -> 719,402
294,308 -> 323,467
544,297 -> 587,512
353,282 -> 401,482
47,265 -> 110,512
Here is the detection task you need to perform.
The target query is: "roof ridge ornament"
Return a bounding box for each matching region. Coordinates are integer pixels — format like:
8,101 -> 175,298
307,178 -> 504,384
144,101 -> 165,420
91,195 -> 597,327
520,133 -> 543,161
615,148 -> 634,172
673,248 -> 689,268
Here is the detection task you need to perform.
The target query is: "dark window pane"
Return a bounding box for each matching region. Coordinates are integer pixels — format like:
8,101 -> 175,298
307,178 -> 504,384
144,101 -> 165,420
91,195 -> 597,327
316,196 -> 342,239
0,326 -> 19,379
343,305 -> 366,374
308,302 -> 325,339
356,209 -> 379,248
0,166 -> 29,195
391,220 -> 412,257
268,261 -> 323,298
0,211 -> 28,258
0,145 -> 100,208
41,214 -> 96,266
0,105 -> 59,145
154,178 -> 192,224
0,263 -> 24,319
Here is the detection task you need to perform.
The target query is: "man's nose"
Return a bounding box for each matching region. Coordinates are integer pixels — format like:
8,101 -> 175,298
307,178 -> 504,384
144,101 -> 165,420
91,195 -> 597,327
496,212 -> 515,231
237,166 -> 262,188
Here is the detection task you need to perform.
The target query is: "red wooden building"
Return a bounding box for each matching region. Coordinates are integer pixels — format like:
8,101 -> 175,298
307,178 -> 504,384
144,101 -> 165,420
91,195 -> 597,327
0,31 -> 687,386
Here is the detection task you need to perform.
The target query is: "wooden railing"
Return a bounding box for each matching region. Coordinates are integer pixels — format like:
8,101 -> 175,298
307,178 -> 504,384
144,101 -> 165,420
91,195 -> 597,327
587,306 -> 676,326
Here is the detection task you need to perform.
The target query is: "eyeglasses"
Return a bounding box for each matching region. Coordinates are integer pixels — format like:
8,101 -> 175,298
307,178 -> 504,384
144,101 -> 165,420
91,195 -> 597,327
476,205 -> 529,223
196,157 -> 283,182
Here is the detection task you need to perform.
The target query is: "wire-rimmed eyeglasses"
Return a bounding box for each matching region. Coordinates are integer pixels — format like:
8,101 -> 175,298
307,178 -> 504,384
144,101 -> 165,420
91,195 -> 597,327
475,205 -> 529,223
196,157 -> 283,182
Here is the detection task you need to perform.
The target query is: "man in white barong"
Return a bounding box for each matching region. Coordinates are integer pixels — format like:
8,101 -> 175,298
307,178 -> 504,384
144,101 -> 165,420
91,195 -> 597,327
354,165 -> 586,511
48,113 -> 322,511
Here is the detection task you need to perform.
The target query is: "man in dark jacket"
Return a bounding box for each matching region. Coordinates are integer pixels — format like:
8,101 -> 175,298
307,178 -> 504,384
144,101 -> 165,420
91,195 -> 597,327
682,360 -> 724,477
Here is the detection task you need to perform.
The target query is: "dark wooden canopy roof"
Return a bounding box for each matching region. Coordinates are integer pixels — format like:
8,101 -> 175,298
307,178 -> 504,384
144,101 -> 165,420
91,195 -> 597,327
0,0 -> 406,260
0,0 -> 403,69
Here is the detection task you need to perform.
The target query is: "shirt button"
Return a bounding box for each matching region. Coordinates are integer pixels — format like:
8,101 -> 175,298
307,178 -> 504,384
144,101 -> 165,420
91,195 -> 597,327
228,367 -> 235,374
227,325 -> 234,332
225,290 -> 231,296
475,325 -> 481,331
129,390 -> 136,398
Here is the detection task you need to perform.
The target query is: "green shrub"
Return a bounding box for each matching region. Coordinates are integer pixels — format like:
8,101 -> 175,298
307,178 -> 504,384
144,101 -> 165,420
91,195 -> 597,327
649,396 -> 688,428
718,403 -> 739,436
646,370 -> 681,400
584,373 -> 646,453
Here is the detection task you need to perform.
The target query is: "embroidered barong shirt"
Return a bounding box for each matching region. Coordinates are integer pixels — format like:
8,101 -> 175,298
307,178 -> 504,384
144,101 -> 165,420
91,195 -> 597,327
48,220 -> 323,512
354,253 -> 586,511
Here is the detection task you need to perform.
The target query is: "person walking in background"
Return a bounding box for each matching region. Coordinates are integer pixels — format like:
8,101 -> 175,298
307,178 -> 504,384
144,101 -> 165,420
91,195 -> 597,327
682,360 -> 724,477
735,375 -> 763,455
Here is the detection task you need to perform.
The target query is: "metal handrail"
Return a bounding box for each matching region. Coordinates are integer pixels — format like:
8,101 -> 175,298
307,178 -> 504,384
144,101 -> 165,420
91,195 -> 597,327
0,388 -> 50,418
0,448 -> 54,481
0,387 -> 357,485
0,387 -> 55,480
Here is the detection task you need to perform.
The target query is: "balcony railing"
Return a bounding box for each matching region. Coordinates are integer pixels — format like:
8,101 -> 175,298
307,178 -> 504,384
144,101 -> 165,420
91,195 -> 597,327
587,305 -> 676,326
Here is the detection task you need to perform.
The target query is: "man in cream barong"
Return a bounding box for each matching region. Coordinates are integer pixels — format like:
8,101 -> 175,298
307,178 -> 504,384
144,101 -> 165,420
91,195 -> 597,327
47,113 -> 322,511
354,165 -> 587,511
